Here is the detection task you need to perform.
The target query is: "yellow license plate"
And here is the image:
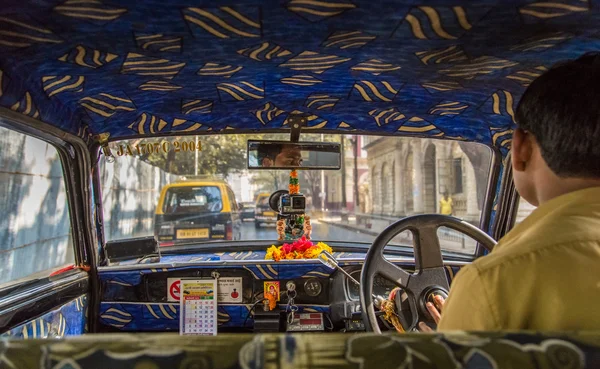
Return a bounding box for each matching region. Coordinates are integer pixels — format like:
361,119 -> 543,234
177,228 -> 209,239
263,211 -> 275,216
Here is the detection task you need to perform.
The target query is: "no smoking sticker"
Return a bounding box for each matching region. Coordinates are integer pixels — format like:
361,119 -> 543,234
168,278 -> 181,302
168,277 -> 242,303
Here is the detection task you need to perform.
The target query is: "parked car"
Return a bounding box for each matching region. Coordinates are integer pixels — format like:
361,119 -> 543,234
240,202 -> 255,221
154,178 -> 242,245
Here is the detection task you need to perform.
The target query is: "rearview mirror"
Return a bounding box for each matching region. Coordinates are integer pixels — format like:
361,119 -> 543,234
247,140 -> 341,170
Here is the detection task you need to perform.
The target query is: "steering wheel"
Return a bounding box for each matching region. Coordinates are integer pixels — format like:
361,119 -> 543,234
359,214 -> 497,333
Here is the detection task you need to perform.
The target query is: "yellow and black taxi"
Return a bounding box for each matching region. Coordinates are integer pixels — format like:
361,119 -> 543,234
254,192 -> 277,228
240,202 -> 256,221
154,178 -> 242,245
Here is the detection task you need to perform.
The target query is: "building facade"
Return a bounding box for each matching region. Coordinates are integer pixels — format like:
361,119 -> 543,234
363,137 -> 489,223
323,136 -> 369,212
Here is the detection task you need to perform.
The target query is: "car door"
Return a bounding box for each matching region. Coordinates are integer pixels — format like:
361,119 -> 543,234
0,118 -> 90,338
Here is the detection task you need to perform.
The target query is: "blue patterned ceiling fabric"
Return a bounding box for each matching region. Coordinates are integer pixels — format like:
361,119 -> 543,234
0,0 -> 599,153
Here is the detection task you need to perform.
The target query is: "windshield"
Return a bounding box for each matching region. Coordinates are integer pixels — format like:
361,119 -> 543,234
100,134 -> 493,254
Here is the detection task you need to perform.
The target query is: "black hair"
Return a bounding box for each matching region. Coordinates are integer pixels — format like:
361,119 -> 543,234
257,143 -> 283,164
515,52 -> 600,178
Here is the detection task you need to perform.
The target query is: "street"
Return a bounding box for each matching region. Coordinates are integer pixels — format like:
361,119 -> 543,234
240,218 -> 476,253
240,219 -> 375,244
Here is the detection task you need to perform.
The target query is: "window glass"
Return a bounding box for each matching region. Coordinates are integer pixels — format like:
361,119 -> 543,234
100,147 -> 177,241
0,126 -> 73,286
100,134 -> 493,255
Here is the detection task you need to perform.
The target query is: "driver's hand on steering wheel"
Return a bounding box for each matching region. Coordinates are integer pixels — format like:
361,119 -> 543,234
418,295 -> 445,332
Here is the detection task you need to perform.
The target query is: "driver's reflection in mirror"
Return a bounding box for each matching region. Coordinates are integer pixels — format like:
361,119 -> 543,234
258,144 -> 303,167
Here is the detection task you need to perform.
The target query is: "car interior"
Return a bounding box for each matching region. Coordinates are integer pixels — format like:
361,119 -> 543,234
0,0 -> 599,368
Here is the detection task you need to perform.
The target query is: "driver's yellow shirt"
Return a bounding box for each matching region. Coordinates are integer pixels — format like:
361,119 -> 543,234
438,186 -> 600,331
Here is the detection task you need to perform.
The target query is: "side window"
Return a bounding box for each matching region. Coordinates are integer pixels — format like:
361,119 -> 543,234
0,126 -> 74,287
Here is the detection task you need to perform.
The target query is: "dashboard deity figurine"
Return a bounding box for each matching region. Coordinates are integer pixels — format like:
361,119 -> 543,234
276,219 -> 286,241
304,216 -> 312,240
272,169 -> 311,242
265,287 -> 278,310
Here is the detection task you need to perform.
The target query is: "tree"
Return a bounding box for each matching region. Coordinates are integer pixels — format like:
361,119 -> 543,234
126,132 -> 350,204
300,170 -> 322,207
299,134 -> 344,209
136,135 -> 254,177
250,170 -> 289,193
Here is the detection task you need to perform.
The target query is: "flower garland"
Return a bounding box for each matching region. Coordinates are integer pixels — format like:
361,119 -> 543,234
265,236 -> 332,261
289,169 -> 299,194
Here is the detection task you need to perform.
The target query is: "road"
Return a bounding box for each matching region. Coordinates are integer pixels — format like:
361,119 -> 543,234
240,219 -> 476,253
240,219 -> 375,243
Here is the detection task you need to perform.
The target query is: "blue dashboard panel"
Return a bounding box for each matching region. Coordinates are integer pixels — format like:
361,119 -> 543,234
99,302 -> 329,331
1,295 -> 87,338
102,251 -> 462,284
99,252 -> 463,331
102,252 -> 348,289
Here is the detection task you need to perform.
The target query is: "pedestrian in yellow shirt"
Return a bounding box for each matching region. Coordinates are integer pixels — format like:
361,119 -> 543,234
439,192 -> 453,216
420,52 -> 600,331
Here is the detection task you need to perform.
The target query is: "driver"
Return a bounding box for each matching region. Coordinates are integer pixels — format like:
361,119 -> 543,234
258,144 -> 303,167
421,52 -> 600,331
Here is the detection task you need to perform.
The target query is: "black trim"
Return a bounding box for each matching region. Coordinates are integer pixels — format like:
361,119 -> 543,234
475,145 -> 503,257
492,153 -> 519,241
500,154 -> 522,234
506,194 -> 521,232
90,143 -> 108,266
0,271 -> 88,334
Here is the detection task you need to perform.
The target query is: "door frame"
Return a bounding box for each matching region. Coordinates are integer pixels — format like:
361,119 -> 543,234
0,108 -> 98,333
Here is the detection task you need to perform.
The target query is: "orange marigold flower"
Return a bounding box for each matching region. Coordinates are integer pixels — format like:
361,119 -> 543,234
303,248 -> 320,259
266,245 -> 283,261
266,240 -> 333,261
315,242 -> 333,254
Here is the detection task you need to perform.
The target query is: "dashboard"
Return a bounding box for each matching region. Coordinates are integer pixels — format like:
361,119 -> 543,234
98,253 -> 460,333
103,265 -> 395,306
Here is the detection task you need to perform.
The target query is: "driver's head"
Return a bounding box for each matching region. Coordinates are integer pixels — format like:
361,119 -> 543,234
513,52 -> 600,206
258,144 -> 282,167
275,144 -> 302,167
259,144 -> 302,167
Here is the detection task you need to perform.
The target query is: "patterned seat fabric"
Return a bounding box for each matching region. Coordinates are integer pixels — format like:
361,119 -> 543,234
1,332 -> 598,368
